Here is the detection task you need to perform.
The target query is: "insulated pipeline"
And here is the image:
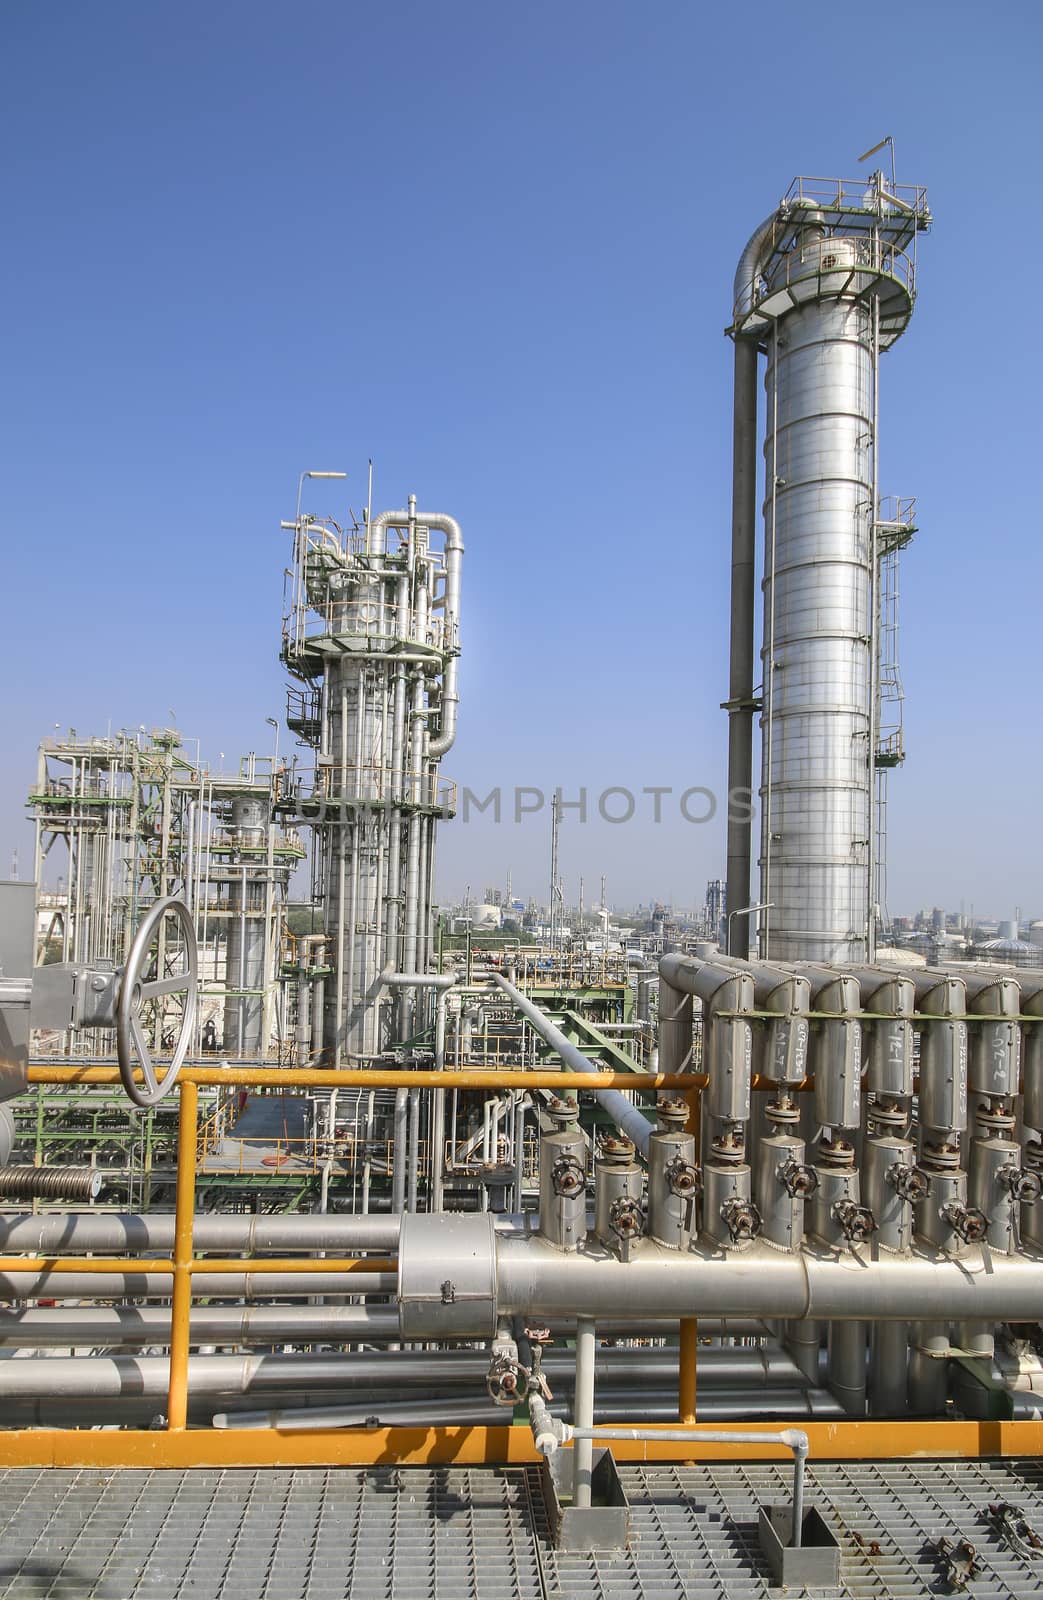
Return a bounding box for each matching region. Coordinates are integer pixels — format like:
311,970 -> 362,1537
0,1305 -> 401,1347
490,974 -> 653,1155
0,1270 -> 395,1300
0,1212 -> 400,1254
491,1234 -> 1043,1325
0,1387 -> 847,1431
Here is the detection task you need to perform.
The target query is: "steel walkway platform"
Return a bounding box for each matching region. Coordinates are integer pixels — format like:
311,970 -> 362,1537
2,1458 -> 1043,1598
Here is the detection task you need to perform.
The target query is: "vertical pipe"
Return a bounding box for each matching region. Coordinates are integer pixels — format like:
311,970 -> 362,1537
391,1088 -> 408,1215
513,1095 -> 526,1212
658,976 -> 693,1074
869,1322 -> 908,1416
680,1076 -> 701,1423
573,1317 -> 596,1509
407,1089 -> 420,1214
679,1318 -> 698,1424
167,1079 -> 198,1431
725,336 -> 759,950
430,990 -> 448,1212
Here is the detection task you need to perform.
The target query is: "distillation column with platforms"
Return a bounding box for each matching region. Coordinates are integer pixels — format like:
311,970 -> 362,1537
725,171 -> 930,961
279,491 -> 463,1062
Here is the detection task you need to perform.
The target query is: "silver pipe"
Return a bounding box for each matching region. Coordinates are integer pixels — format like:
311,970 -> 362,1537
391,1087 -> 409,1214
0,1305 -> 400,1347
733,209 -> 785,323
573,1317 -> 596,1508
0,1270 -> 394,1300
657,975 -> 693,1073
0,1352 -> 481,1399
492,1233 -> 1043,1324
0,1388 -> 845,1432
869,1322 -> 909,1416
407,1088 -> 420,1214
215,1395 -> 508,1431
0,1213 -> 400,1253
383,971 -> 458,989
0,1309 -> 777,1350
426,515 -> 463,758
431,990 -> 449,1212
828,1321 -> 866,1417
490,973 -> 652,1155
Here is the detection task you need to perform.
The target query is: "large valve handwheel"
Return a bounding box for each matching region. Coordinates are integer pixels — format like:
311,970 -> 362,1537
117,897 -> 199,1108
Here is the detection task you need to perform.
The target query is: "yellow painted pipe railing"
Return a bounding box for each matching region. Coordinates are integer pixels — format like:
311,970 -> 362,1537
28,1065 -> 703,1089
18,1057 -> 803,1437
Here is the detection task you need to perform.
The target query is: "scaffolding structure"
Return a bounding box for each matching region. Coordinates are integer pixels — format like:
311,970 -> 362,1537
27,729 -> 304,1059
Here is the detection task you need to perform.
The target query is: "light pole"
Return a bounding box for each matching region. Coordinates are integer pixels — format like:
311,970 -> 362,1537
295,469 -> 347,527
265,716 -> 280,771
727,900 -> 774,959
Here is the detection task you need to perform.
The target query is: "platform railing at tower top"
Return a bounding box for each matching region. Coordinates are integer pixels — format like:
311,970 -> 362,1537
277,763 -> 457,815
21,1058 -> 701,1433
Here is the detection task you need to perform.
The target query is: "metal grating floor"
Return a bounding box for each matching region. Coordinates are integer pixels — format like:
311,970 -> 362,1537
2,1458 -> 1043,1598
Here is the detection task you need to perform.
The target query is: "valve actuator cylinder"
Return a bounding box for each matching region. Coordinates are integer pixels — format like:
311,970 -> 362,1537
647,1127 -> 698,1250
863,1135 -> 920,1253
538,1115 -> 587,1253
754,1131 -> 810,1250
594,1139 -> 643,1253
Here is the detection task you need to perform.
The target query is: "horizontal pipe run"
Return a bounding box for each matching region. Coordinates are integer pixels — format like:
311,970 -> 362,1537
27,1065 -> 698,1091
0,1355 -> 806,1402
185,1258 -> 396,1275
0,1256 -> 394,1276
0,1354 -> 480,1400
0,1308 -> 762,1347
0,1388 -> 847,1432
0,1271 -> 395,1299
493,1235 -> 1043,1325
0,1317 -> 804,1388
0,1305 -> 402,1346
0,1213 -> 402,1254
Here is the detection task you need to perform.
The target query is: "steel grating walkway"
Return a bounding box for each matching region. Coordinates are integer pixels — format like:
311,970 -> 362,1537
2,1458 -> 1043,1598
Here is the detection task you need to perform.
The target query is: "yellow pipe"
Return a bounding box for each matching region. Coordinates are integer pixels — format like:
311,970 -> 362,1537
0,1257 -> 394,1278
1,1419 -> 1043,1470
26,1064 -> 816,1092
678,1318 -> 698,1424
28,1065 -> 702,1090
0,1257 -> 395,1274
0,1258 -> 174,1274
167,1079 -> 198,1432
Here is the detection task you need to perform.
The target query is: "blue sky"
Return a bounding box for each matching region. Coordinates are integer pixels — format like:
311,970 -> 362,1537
2,1 -> 1040,919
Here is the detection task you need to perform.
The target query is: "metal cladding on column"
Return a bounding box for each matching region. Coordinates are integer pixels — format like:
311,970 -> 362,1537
222,794 -> 270,1055
762,285 -> 874,962
280,493 -> 463,1061
728,174 -> 931,962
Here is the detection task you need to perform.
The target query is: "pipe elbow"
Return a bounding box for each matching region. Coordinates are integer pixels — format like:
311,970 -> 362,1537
733,210 -> 782,325
731,199 -> 826,328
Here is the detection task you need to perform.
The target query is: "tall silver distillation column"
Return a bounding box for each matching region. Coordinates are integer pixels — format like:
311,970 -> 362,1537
280,488 -> 462,1062
725,171 -> 930,962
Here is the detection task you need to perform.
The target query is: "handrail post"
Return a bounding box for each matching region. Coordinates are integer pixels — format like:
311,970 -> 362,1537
679,1317 -> 698,1425
167,1078 -> 198,1430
